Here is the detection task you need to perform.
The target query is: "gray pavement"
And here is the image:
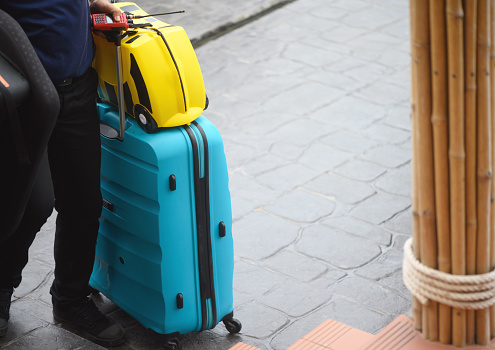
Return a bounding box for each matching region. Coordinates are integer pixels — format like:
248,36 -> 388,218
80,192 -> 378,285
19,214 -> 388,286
0,0 -> 413,349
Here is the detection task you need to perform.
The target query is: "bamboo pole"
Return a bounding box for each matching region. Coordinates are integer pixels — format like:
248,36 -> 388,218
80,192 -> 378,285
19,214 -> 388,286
464,0 -> 478,344
476,0 -> 492,344
411,145 -> 423,332
410,1 -> 495,345
429,0 -> 451,343
490,0 -> 495,338
412,0 -> 438,340
410,0 -> 423,332
446,0 -> 467,346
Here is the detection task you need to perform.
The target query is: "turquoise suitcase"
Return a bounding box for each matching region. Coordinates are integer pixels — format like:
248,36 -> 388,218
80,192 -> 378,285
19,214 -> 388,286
89,103 -> 241,346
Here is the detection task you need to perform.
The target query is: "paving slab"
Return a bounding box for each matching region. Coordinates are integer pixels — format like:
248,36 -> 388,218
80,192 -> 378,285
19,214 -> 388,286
233,211 -> 301,261
351,192 -> 410,225
320,215 -> 392,246
134,0 -> 295,46
305,173 -> 376,205
0,0 -> 414,349
260,250 -> 328,282
296,225 -> 382,269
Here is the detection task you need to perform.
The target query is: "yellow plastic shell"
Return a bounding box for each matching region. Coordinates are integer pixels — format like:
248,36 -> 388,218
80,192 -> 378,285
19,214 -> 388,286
93,2 -> 206,130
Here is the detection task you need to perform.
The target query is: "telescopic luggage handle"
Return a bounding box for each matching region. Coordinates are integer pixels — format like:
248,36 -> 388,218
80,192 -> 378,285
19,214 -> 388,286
115,33 -> 126,141
98,32 -> 126,141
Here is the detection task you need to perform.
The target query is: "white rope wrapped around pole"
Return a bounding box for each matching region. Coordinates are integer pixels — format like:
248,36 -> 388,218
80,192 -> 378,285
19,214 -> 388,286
403,238 -> 495,310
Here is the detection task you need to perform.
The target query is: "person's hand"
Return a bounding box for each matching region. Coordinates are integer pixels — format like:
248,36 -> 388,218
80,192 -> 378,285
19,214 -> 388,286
89,0 -> 122,38
89,0 -> 121,21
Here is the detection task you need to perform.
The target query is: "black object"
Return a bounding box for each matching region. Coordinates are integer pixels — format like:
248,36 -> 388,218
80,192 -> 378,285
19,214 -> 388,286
126,10 -> 184,19
176,293 -> 183,309
164,337 -> 180,350
0,56 -> 30,167
0,55 -> 29,109
53,298 -> 126,347
183,121 -> 218,331
169,174 -> 177,191
219,221 -> 226,237
0,9 -> 60,241
102,198 -> 114,212
223,316 -> 242,334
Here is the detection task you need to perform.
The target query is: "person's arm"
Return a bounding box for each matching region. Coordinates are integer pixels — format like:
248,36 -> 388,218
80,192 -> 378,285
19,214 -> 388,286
88,0 -> 121,20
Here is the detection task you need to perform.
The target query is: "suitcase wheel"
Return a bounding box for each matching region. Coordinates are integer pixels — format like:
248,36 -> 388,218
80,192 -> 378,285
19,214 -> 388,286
164,337 -> 180,350
223,318 -> 242,334
135,104 -> 158,133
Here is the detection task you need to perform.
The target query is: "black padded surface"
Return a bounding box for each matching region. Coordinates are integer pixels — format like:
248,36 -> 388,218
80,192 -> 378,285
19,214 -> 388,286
0,9 -> 60,240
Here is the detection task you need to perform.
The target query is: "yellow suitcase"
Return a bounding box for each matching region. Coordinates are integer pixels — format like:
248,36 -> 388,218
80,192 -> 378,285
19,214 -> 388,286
93,2 -> 207,132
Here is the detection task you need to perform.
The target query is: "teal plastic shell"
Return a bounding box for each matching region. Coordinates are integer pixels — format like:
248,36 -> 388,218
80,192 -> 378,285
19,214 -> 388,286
90,103 -> 234,335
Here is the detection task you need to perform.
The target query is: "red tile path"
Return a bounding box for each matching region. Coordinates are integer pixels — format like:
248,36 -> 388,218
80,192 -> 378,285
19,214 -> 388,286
229,315 -> 495,350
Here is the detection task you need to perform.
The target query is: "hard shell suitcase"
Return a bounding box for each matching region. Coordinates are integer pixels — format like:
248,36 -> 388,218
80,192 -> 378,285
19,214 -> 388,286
89,103 -> 241,340
89,18 -> 240,345
92,2 -> 207,131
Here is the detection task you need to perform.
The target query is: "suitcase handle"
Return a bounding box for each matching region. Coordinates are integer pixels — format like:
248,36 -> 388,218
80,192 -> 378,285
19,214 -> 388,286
115,33 -> 126,141
99,33 -> 126,141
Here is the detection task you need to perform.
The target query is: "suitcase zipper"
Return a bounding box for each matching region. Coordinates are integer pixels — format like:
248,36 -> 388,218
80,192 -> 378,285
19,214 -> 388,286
189,125 -> 205,178
184,121 -> 217,331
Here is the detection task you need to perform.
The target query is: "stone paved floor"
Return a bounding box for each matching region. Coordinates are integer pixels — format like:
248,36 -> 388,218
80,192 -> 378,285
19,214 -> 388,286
136,0 -> 294,46
0,0 -> 413,349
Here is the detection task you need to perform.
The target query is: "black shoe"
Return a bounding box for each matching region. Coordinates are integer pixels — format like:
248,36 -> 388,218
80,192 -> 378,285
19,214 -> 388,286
0,287 -> 13,338
53,298 -> 125,347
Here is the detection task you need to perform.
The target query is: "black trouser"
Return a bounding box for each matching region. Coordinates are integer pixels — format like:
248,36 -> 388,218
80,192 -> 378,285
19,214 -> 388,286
0,67 -> 102,304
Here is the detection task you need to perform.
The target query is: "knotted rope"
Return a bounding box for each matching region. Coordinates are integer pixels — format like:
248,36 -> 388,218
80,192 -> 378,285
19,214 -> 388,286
403,238 -> 495,310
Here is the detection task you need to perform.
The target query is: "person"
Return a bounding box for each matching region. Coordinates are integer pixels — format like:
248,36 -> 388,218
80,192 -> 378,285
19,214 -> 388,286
0,0 -> 126,346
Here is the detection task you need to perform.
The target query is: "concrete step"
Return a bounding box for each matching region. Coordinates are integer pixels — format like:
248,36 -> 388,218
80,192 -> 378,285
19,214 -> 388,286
228,315 -> 495,350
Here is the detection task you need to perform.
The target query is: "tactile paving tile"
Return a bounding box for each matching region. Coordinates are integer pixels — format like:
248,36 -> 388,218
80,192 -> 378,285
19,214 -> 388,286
288,319 -> 374,350
228,343 -> 263,350
361,315 -> 495,350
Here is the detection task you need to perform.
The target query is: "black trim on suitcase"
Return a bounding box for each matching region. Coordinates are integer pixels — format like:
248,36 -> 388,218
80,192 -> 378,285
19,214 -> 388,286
123,82 -> 134,114
183,125 -> 207,330
193,121 -> 218,328
148,28 -> 187,112
219,221 -> 226,237
129,53 -> 152,113
102,198 -> 114,212
125,34 -> 143,44
176,293 -> 184,309
104,81 -> 118,106
169,174 -> 177,191
97,84 -> 105,101
184,122 -> 217,331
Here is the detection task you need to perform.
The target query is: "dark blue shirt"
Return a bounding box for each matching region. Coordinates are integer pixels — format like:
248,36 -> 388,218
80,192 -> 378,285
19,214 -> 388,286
1,0 -> 94,85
